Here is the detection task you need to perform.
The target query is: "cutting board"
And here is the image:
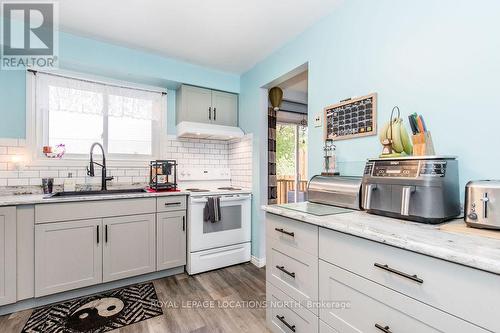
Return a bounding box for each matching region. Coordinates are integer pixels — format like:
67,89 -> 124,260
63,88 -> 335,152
440,221 -> 500,240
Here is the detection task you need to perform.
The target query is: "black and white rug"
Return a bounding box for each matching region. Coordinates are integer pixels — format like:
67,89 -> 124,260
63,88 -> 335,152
22,282 -> 163,333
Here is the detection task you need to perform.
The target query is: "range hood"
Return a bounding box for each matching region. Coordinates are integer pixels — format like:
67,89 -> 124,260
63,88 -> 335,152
176,121 -> 244,140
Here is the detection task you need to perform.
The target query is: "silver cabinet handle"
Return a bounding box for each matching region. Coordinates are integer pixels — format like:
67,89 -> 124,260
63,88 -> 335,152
274,228 -> 294,237
401,186 -> 415,216
276,315 -> 296,332
276,265 -> 295,278
375,323 -> 393,333
213,107 -> 216,121
374,262 -> 423,284
363,184 -> 377,210
165,202 -> 181,206
208,107 -> 212,120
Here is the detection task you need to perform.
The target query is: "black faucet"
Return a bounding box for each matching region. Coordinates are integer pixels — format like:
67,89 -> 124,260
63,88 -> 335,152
86,142 -> 114,191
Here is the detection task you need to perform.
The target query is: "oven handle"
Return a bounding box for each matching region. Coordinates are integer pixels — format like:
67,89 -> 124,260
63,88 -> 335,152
191,195 -> 251,203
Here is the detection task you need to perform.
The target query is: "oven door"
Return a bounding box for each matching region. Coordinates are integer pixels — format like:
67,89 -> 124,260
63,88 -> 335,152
189,194 -> 251,252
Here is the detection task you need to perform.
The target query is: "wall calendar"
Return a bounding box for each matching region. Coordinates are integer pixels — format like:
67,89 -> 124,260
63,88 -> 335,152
324,93 -> 377,141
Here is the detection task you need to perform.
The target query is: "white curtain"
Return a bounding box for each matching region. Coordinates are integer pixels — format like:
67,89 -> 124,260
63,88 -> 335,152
34,72 -> 165,156
37,73 -> 163,121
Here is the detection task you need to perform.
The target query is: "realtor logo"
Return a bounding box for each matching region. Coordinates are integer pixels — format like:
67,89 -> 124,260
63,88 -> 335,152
1,1 -> 58,69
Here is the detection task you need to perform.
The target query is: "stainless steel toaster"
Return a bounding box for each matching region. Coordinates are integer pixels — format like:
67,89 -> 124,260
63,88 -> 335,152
465,180 -> 500,230
361,156 -> 461,224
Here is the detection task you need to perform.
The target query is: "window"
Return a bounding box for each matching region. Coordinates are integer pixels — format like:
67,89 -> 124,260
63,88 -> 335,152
29,72 -> 165,161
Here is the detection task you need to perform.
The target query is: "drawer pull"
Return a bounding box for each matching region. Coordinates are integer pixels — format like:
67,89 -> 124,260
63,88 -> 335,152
165,202 -> 181,206
274,227 -> 294,237
276,315 -> 296,332
375,323 -> 393,333
276,265 -> 295,278
374,263 -> 423,284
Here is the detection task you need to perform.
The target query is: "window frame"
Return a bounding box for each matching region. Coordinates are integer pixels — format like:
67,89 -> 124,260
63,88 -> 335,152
26,70 -> 166,167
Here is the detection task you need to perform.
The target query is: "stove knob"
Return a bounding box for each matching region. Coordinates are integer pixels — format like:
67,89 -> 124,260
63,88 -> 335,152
467,212 -> 478,220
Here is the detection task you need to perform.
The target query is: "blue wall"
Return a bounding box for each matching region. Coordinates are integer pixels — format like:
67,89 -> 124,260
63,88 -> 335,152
0,30 -> 240,138
240,0 -> 500,258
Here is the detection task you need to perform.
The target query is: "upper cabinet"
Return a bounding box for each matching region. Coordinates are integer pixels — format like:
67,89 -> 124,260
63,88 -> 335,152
176,85 -> 238,126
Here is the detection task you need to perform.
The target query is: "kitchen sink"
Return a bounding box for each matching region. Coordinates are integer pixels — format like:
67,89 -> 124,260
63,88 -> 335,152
45,188 -> 147,198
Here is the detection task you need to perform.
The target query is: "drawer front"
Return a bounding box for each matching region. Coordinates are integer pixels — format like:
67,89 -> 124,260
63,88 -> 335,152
187,242 -> 250,275
267,237 -> 318,315
267,282 -> 318,333
319,260 -> 487,333
35,198 -> 156,223
266,212 -> 318,256
319,320 -> 338,333
156,196 -> 186,212
319,228 -> 499,332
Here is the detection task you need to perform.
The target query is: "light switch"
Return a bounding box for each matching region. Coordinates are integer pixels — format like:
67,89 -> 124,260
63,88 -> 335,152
314,113 -> 322,127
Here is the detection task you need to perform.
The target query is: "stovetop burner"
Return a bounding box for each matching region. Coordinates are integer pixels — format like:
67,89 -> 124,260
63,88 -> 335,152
185,188 -> 210,192
217,187 -> 242,191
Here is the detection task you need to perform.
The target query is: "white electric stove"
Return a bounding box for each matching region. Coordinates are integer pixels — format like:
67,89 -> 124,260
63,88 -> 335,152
178,168 -> 252,275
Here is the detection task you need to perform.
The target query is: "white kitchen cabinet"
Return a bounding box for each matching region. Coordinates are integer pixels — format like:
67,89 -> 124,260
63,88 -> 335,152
35,219 -> 102,297
211,90 -> 238,126
176,84 -> 238,126
176,85 -> 213,123
103,214 -> 155,282
0,207 -> 16,306
319,259 -> 486,333
157,211 -> 186,270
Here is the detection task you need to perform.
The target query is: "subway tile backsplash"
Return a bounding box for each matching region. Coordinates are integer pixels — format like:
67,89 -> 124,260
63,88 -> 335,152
0,135 -> 253,194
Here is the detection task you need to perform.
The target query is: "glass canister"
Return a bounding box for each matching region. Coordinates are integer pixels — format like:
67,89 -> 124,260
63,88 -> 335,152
323,139 -> 336,174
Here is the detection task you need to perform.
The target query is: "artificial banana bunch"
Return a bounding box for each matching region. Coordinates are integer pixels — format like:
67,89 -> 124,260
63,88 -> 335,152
379,118 -> 413,156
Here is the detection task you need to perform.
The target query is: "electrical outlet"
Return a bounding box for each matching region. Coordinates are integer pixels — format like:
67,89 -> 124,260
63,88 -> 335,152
314,113 -> 322,127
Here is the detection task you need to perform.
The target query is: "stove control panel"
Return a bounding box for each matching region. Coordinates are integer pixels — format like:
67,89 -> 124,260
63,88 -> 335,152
178,168 -> 231,181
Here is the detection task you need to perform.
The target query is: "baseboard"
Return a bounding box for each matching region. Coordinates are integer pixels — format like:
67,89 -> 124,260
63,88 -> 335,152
251,255 -> 266,268
0,266 -> 184,316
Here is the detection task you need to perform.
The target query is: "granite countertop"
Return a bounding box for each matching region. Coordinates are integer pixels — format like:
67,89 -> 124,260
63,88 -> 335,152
0,190 -> 190,206
262,204 -> 500,275
0,187 -> 253,206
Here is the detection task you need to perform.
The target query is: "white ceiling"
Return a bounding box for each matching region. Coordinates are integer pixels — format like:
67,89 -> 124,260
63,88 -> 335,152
58,0 -> 339,73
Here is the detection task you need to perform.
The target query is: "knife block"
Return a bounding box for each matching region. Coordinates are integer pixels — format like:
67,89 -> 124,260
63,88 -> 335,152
412,131 -> 435,156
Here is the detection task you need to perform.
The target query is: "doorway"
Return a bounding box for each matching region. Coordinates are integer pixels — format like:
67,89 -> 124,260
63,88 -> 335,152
273,70 -> 308,204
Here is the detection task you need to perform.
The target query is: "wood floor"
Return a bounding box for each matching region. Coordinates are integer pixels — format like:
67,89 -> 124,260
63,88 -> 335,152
0,263 -> 270,333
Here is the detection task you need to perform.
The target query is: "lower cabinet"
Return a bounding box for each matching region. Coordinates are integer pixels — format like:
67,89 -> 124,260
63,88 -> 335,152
35,219 -> 102,297
103,214 -> 156,282
157,211 -> 186,270
0,207 -> 16,306
267,282 -> 318,333
318,259 -> 486,333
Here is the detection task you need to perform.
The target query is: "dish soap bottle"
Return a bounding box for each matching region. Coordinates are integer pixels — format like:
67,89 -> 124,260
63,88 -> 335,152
63,172 -> 76,192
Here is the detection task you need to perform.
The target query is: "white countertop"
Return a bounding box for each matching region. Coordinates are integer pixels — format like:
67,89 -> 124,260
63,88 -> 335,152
0,188 -> 253,206
0,191 -> 189,206
262,204 -> 500,275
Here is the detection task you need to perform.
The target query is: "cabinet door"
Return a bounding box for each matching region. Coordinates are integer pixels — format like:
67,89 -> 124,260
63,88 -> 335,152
180,85 -> 213,123
35,219 -> 102,297
0,207 -> 16,306
103,214 -> 155,282
212,90 -> 238,126
157,211 -> 186,270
